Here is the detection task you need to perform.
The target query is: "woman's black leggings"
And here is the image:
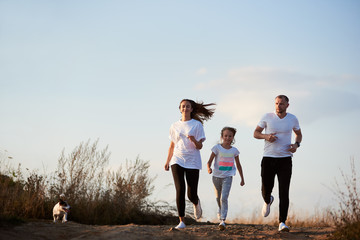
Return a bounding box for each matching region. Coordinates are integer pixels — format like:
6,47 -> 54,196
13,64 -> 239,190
171,164 -> 200,217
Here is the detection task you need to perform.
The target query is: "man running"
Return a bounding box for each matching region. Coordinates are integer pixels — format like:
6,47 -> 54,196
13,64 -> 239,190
254,95 -> 302,232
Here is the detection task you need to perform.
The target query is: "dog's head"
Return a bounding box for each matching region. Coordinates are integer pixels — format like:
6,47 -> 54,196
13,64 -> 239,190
59,199 -> 71,213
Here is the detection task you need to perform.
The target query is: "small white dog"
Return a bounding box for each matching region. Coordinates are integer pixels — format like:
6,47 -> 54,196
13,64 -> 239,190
53,194 -> 71,223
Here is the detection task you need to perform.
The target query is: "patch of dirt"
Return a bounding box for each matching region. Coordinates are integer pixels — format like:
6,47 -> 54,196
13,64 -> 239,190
0,220 -> 334,240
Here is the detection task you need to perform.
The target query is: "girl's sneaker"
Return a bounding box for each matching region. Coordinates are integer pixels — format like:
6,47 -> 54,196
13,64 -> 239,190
218,220 -> 226,231
193,199 -> 202,220
175,221 -> 186,229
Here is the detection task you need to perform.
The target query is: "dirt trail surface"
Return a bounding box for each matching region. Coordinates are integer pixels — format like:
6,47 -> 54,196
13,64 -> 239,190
0,220 -> 334,240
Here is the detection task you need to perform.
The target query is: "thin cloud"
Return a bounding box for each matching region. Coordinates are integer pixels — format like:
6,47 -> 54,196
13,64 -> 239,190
196,67 -> 208,75
195,67 -> 360,126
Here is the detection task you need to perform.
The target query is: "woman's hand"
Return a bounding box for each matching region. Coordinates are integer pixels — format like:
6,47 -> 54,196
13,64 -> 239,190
188,135 -> 196,143
188,135 -> 203,149
165,142 -> 175,171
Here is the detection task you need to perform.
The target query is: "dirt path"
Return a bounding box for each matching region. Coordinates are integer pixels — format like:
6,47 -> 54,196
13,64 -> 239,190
0,220 -> 334,240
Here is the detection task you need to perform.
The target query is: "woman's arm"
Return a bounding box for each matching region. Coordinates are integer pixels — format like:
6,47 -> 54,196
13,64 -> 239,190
164,141 -> 175,171
188,136 -> 204,149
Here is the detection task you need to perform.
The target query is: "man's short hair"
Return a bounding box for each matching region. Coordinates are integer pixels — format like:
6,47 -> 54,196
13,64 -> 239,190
276,95 -> 289,103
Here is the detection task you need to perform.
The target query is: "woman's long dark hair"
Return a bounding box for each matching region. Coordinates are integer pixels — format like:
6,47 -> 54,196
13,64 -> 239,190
179,99 -> 216,124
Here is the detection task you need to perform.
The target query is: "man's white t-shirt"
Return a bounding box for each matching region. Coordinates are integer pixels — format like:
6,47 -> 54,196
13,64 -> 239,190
169,119 -> 205,169
211,144 -> 240,178
257,112 -> 300,157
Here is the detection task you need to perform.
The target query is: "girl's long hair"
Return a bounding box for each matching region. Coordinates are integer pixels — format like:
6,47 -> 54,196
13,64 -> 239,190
180,99 -> 216,124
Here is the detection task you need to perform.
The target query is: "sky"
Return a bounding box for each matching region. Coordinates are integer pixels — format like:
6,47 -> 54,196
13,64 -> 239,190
1,0 -> 360,222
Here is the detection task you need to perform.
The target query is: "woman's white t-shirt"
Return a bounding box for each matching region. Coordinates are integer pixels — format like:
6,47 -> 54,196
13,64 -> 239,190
211,144 -> 240,178
169,119 -> 205,169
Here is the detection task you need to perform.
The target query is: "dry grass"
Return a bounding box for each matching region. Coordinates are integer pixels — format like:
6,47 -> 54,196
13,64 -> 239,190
0,139 -> 177,225
229,206 -> 333,228
328,158 -> 360,239
1,143 -> 359,237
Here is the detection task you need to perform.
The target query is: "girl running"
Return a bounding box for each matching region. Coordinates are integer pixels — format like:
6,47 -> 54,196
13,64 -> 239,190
207,126 -> 245,230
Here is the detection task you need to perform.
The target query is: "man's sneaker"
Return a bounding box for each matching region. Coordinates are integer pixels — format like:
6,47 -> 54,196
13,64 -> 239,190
193,199 -> 202,219
262,195 -> 274,217
175,221 -> 186,229
218,220 -> 225,231
278,222 -> 290,232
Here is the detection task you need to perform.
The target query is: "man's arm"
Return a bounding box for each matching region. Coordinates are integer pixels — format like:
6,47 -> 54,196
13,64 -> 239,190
254,126 -> 277,142
294,129 -> 302,144
288,129 -> 302,153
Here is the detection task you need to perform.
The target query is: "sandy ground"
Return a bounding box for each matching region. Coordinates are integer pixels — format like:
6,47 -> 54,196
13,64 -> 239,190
0,220 -> 334,240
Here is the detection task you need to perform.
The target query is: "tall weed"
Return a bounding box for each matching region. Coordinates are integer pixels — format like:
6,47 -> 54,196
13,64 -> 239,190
330,157 -> 360,239
0,140 -> 176,225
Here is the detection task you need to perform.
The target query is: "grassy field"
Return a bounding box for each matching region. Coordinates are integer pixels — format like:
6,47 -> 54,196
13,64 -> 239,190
1,140 -> 359,239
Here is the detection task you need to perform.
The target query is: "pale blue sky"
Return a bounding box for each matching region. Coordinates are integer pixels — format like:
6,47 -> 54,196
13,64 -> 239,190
1,0 -> 360,221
